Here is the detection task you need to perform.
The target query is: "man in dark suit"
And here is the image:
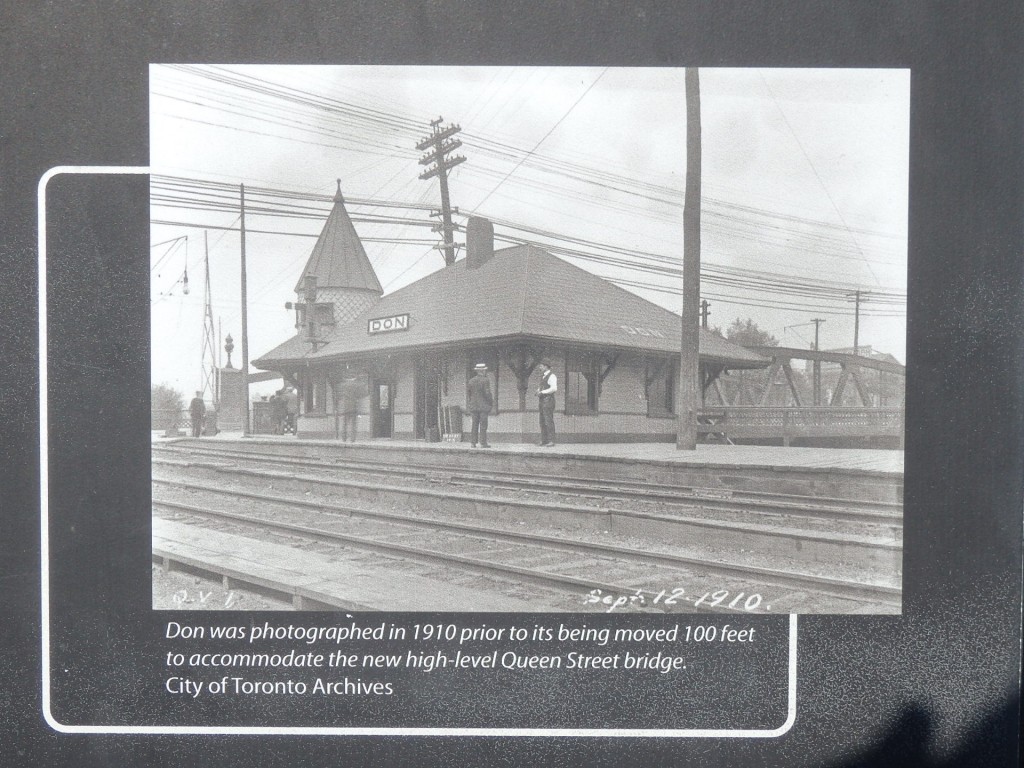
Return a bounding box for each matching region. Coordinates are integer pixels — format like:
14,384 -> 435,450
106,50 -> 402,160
338,375 -> 365,442
467,363 -> 493,448
188,391 -> 205,438
270,389 -> 288,435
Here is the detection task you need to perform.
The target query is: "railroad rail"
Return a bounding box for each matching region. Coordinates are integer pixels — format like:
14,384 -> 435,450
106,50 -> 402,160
153,464 -> 901,578
153,443 -> 902,527
152,476 -> 901,614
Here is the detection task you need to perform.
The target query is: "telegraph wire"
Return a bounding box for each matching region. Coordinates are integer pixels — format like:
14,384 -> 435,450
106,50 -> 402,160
151,178 -> 907,307
149,176 -> 905,292
154,65 -> 903,251
757,70 -> 882,286
471,69 -> 608,211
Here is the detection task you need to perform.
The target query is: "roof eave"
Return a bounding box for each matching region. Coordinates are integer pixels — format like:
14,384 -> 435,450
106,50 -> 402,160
260,333 -> 770,369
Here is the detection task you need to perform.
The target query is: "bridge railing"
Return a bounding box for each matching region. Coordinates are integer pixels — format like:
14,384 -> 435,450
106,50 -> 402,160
697,406 -> 905,443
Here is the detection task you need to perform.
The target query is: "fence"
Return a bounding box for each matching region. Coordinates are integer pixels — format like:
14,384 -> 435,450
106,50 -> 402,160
152,407 -> 218,436
697,406 -> 904,445
152,408 -> 188,432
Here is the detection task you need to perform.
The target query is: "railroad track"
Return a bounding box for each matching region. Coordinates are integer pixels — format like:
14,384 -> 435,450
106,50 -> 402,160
152,447 -> 903,578
154,461 -> 902,574
151,475 -> 901,614
153,443 -> 902,528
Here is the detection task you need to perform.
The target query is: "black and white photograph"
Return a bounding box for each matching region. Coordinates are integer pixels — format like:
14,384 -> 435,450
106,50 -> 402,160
149,65 -> 908,615
7,1 -> 1024,764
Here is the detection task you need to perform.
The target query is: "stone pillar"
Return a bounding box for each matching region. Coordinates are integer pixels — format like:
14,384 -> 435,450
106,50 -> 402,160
217,367 -> 245,432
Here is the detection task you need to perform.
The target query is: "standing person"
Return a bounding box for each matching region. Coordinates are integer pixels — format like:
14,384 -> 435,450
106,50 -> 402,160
188,391 -> 205,438
537,360 -> 557,447
338,375 -> 364,442
466,363 -> 493,448
284,387 -> 298,434
270,389 -> 287,435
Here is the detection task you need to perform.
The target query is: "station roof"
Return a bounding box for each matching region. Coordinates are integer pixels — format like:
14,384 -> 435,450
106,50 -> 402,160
293,182 -> 383,295
256,244 -> 768,370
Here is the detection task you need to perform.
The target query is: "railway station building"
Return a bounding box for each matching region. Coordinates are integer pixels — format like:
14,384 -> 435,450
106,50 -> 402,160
253,185 -> 768,443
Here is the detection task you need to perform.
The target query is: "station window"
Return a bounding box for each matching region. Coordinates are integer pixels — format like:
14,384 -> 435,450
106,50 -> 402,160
565,352 -> 599,415
314,302 -> 335,331
465,349 -> 499,414
647,361 -> 675,418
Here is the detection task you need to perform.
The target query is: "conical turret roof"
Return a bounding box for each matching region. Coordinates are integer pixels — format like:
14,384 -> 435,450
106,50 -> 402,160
294,180 -> 383,294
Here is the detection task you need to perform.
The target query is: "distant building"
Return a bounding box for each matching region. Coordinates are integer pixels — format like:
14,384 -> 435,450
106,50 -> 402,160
253,186 -> 767,442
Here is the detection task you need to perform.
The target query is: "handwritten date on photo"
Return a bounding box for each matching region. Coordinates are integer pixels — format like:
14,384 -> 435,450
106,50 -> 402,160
585,587 -> 767,613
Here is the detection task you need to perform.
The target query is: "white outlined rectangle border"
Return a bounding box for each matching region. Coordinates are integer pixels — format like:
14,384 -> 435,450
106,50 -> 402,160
39,165 -> 797,736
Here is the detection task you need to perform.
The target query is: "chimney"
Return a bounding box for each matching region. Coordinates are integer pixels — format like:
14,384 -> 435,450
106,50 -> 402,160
465,216 -> 494,270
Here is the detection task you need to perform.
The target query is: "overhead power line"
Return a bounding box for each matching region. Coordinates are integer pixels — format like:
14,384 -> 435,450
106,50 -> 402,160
151,173 -> 906,314
152,65 -> 905,252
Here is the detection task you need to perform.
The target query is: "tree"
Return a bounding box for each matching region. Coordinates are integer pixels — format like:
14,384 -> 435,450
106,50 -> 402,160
151,384 -> 185,430
708,320 -> 790,407
725,318 -> 778,348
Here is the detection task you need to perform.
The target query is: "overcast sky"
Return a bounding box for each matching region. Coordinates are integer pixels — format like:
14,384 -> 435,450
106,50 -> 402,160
150,65 -> 909,397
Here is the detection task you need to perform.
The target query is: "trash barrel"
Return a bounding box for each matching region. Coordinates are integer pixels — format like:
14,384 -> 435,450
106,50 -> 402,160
203,408 -> 219,436
443,405 -> 463,441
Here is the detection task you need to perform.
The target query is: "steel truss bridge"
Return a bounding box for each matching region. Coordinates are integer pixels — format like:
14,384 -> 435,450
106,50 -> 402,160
699,347 -> 906,447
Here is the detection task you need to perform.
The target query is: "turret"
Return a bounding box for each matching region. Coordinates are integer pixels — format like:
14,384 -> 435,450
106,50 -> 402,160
288,180 -> 383,346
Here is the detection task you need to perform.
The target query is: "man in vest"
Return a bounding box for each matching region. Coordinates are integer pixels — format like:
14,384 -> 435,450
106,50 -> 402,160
467,363 -> 493,448
537,360 -> 557,447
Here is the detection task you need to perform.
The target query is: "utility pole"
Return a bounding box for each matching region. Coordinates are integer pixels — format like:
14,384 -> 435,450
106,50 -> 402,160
199,231 -> 218,403
700,299 -> 711,329
677,67 -> 701,451
811,317 -> 826,406
811,318 -> 825,351
216,317 -> 222,406
417,118 -> 466,266
240,184 -> 251,436
852,290 -> 861,356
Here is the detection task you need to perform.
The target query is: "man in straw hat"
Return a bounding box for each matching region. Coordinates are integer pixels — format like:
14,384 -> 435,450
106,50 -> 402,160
467,362 -> 493,448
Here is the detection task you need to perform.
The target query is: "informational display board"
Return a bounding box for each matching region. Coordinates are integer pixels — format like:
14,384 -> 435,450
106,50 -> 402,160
4,3 -> 1023,767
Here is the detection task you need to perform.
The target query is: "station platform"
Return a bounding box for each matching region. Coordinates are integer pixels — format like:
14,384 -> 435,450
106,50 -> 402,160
153,432 -> 903,502
155,431 -> 902,472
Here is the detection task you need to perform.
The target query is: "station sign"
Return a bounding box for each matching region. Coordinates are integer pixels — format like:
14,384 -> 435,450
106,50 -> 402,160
367,313 -> 410,335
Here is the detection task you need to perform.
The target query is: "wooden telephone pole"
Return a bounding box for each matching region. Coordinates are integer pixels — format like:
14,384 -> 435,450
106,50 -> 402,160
417,118 -> 466,266
677,67 -> 702,450
811,317 -> 826,406
240,183 -> 250,436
